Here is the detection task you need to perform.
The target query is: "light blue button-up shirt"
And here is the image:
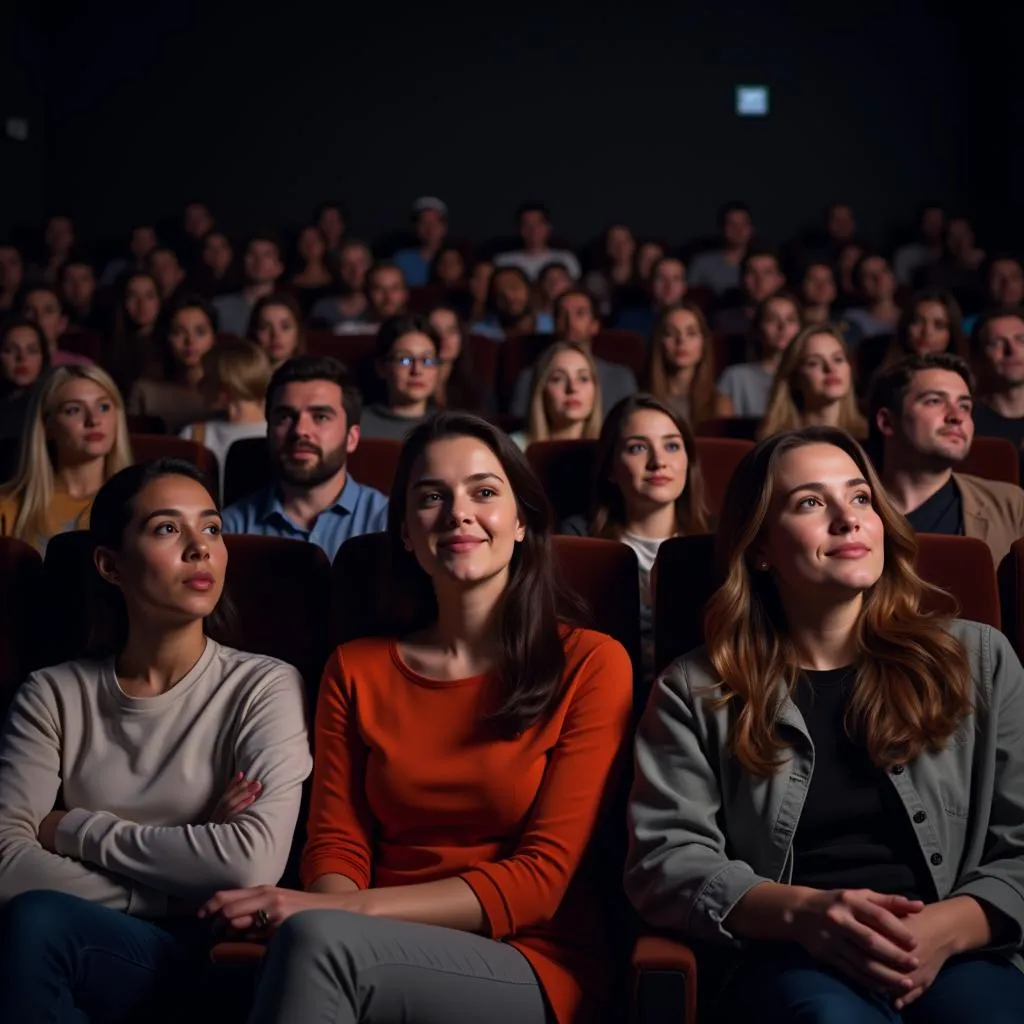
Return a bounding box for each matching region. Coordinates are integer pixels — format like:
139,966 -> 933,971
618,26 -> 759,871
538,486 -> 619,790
222,473 -> 389,561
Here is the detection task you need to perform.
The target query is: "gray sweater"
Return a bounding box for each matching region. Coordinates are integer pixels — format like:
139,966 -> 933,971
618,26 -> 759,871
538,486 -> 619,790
626,620 -> 1024,968
0,639 -> 312,916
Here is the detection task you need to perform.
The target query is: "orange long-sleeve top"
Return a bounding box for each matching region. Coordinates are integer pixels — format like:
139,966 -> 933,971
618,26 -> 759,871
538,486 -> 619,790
301,627 -> 633,1024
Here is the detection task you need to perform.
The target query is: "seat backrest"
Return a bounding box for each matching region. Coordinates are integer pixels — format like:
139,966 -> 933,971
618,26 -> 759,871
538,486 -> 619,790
0,538 -> 44,715
496,334 -> 552,411
654,532 -> 1001,675
998,537 -> 1024,654
525,439 -> 599,524
693,437 -> 753,519
695,416 -> 760,440
130,434 -> 219,483
42,531 -> 333,695
959,436 -> 1021,486
126,414 -> 167,435
465,334 -> 499,400
330,532 -> 642,679
348,439 -> 402,497
592,329 -> 647,378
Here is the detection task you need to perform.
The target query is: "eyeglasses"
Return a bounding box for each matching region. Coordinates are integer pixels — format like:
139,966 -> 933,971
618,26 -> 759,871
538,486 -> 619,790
390,355 -> 442,369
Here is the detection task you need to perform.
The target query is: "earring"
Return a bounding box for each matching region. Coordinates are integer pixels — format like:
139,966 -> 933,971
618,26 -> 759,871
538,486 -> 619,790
758,560 -> 769,571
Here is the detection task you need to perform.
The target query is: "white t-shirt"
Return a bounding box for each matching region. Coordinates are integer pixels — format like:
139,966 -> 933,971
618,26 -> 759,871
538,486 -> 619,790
494,248 -> 581,281
179,419 -> 268,500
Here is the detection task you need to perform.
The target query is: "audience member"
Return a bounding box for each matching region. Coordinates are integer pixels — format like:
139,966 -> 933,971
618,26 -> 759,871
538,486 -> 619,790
871,352 -> 1024,565
843,253 -> 902,340
472,265 -> 553,340
58,255 -> 101,330
494,202 -> 581,280
614,255 -> 688,335
509,341 -> 603,451
35,214 -> 76,286
968,306 -> 1024,449
146,244 -> 188,301
308,239 -> 373,329
182,200 -> 215,248
314,201 -> 346,255
221,356 -> 388,560
627,425 -> 1024,1021
213,234 -> 286,337
100,223 -> 159,287
834,238 -> 867,306
103,270 -> 163,397
361,315 -> 441,441
509,289 -> 636,416
180,338 -> 271,498
633,239 -> 666,284
0,243 -> 25,315
759,324 -> 867,440
249,292 -> 306,370
716,290 -> 803,417
21,285 -> 91,366
333,261 -> 409,335
428,243 -> 469,294
711,247 -> 786,337
893,203 -> 946,285
963,255 -> 1024,334
562,394 -> 708,682
929,215 -> 986,306
0,365 -> 132,552
290,225 -> 335,314
201,412 -> 631,1024
392,196 -> 449,288
688,201 -> 755,296
643,301 -> 716,428
128,294 -> 216,433
0,459 -> 311,1022
583,223 -> 636,316
194,229 -> 240,297
0,319 -> 50,440
799,259 -> 864,349
466,258 -> 494,324
537,261 -> 576,317
427,304 -> 487,412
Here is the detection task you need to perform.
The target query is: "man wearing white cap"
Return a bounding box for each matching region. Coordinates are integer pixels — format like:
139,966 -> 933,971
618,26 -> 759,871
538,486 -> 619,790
392,197 -> 449,288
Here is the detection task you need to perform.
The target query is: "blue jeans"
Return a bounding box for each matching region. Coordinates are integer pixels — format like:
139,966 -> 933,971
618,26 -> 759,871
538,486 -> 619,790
0,890 -> 213,1023
715,944 -> 1024,1023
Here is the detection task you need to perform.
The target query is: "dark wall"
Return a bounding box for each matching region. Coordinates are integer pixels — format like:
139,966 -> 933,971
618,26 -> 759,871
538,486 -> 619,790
39,5 -> 981,251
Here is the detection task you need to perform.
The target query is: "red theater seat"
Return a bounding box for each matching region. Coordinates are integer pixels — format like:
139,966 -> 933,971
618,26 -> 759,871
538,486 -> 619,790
0,539 -> 44,716
959,436 -> 1020,486
693,437 -> 752,519
129,434 -> 219,482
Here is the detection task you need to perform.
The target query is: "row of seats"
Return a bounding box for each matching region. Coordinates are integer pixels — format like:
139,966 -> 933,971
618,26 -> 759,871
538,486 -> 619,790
0,527 -> 1015,1022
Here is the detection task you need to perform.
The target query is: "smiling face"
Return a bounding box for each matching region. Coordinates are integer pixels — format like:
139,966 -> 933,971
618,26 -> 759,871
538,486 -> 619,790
0,324 -> 45,389
758,442 -> 884,602
611,408 -> 689,516
795,332 -> 851,408
46,378 -> 118,466
95,473 -> 227,628
404,434 -> 525,592
878,367 -> 974,467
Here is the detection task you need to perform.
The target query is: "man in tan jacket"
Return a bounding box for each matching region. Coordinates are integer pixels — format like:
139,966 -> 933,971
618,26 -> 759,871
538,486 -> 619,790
871,351 -> 1024,568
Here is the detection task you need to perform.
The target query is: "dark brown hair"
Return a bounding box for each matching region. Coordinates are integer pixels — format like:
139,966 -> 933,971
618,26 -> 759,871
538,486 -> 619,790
385,411 -> 588,735
587,394 -> 709,539
644,301 -> 716,427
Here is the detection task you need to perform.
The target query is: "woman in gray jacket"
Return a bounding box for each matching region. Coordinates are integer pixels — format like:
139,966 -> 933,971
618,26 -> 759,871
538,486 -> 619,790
626,425 -> 1024,1023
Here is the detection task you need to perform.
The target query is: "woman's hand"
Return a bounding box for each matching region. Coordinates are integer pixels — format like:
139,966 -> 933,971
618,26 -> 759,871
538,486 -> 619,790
38,810 -> 67,852
791,888 -> 924,995
199,885 -> 370,933
209,772 -> 262,823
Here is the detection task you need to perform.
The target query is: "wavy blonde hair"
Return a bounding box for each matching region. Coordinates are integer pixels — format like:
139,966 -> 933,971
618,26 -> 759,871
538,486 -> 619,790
644,301 -> 716,428
758,324 -> 867,440
525,341 -> 603,444
1,365 -> 133,543
706,426 -> 972,776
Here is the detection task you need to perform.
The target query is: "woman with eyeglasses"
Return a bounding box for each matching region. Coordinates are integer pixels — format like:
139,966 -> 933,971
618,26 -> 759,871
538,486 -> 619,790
359,315 -> 443,441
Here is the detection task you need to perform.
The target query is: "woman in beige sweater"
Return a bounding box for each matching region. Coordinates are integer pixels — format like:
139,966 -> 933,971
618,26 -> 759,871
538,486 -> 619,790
0,457 -> 312,1021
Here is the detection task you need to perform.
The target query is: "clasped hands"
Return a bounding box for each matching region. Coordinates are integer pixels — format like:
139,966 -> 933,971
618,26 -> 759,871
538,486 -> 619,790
792,888 -> 960,1010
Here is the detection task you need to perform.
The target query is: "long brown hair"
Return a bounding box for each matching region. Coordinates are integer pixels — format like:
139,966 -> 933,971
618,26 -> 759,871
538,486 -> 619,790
588,394 -> 709,539
386,412 -> 588,735
758,324 -> 867,440
644,301 -> 716,427
706,426 -> 972,776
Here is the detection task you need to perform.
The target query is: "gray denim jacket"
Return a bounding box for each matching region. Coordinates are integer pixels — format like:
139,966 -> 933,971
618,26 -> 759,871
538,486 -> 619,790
625,620 -> 1024,967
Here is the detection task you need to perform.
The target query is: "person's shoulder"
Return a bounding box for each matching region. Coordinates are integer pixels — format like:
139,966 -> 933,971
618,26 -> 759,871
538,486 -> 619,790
205,640 -> 304,694
558,514 -> 588,536
563,627 -> 633,692
19,658 -> 108,707
954,472 -> 1024,505
221,486 -> 269,528
325,636 -> 395,686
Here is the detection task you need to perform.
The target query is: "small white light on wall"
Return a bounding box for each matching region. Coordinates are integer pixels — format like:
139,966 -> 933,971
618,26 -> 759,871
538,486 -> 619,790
735,86 -> 769,117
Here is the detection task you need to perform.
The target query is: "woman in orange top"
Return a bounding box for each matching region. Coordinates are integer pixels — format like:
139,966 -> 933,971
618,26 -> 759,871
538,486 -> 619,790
202,411 -> 633,1024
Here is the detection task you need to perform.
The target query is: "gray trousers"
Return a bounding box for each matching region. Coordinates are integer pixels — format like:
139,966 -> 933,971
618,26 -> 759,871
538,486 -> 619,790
246,909 -> 551,1024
